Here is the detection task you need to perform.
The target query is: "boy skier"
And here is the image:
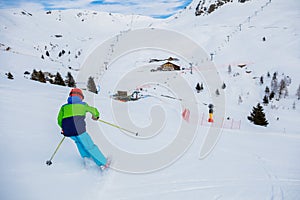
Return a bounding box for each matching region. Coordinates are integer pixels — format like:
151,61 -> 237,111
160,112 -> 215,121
57,88 -> 108,169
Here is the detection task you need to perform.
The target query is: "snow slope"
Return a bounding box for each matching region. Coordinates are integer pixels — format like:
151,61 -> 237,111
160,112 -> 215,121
0,0 -> 300,199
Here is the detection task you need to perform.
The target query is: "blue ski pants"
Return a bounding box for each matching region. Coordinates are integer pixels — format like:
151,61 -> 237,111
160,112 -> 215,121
71,132 -> 107,166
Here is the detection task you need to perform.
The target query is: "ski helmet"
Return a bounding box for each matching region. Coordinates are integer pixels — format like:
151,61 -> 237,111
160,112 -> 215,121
69,88 -> 84,100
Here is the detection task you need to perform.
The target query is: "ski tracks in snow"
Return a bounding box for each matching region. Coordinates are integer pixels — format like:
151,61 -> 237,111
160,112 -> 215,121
101,179 -> 226,200
253,154 -> 284,200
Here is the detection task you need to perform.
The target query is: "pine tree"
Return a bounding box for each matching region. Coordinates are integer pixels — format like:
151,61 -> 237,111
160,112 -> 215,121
215,89 -> 220,96
38,70 -> 46,83
6,72 -> 14,80
221,82 -> 226,89
31,69 -> 39,81
260,76 -> 264,85
24,71 -> 30,75
269,91 -> 275,101
87,76 -> 97,94
263,95 -> 269,105
272,72 -> 277,80
53,72 -> 66,86
195,82 -> 204,93
247,103 -> 269,126
265,86 -> 270,95
66,72 -> 76,87
195,83 -> 201,93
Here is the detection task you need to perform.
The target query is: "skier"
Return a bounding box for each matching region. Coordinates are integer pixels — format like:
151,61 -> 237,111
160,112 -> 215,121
57,88 -> 109,169
208,104 -> 214,123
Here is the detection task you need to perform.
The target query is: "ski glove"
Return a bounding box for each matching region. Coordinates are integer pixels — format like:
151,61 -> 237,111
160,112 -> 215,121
92,116 -> 99,121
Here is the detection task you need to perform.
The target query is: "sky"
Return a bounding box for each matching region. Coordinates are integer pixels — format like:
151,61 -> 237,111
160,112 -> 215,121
0,0 -> 193,18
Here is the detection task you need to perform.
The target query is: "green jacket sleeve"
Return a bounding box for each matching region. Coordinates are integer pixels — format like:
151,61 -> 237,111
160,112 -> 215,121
85,104 -> 100,118
57,107 -> 64,128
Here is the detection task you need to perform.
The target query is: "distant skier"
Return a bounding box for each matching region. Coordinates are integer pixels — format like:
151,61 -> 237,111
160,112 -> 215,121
57,88 -> 109,169
208,104 -> 214,123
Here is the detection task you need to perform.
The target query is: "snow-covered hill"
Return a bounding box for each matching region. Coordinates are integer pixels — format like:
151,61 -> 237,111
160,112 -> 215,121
0,0 -> 300,199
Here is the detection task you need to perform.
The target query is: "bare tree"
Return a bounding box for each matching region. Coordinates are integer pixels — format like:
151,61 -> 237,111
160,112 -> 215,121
279,79 -> 288,99
296,84 -> 300,100
228,65 -> 232,74
238,95 -> 243,104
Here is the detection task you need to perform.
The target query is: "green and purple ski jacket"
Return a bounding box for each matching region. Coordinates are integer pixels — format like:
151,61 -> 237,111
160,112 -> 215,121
57,96 -> 99,137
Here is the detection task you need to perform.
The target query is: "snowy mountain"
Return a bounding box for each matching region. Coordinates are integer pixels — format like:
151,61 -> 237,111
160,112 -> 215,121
0,0 -> 300,199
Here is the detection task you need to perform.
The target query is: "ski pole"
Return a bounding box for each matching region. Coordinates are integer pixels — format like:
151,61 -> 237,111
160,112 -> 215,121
46,136 -> 66,166
98,119 -> 138,136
